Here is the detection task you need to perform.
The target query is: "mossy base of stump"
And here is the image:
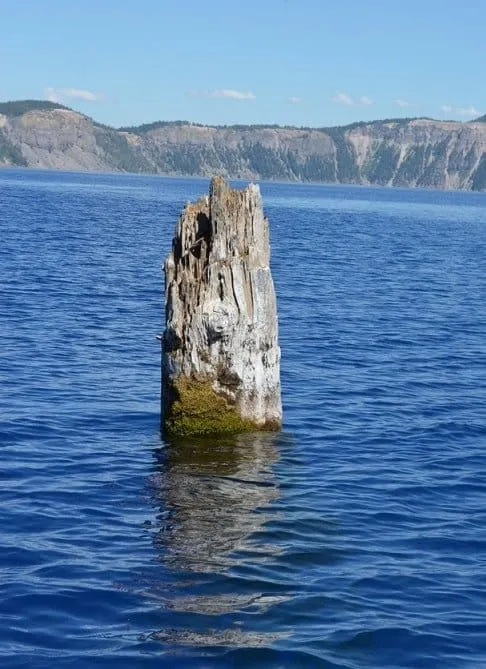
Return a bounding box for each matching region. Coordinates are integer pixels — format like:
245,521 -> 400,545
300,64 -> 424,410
164,377 -> 279,438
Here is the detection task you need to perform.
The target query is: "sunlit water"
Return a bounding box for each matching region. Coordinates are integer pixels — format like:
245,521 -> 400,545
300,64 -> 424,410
1,170 -> 486,668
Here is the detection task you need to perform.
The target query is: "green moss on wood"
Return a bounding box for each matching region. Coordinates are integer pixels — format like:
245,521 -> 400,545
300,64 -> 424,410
164,377 -> 257,437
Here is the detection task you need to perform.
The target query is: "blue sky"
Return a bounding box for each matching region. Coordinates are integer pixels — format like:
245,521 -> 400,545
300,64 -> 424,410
1,0 -> 485,128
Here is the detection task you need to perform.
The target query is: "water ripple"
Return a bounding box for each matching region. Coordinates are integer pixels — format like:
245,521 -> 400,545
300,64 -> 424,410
1,169 -> 486,667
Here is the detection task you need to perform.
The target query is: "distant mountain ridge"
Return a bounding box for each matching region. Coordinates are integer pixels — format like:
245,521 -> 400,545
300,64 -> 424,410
1,99 -> 486,190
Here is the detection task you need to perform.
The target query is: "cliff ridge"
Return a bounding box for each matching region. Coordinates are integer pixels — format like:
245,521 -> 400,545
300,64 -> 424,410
1,100 -> 486,190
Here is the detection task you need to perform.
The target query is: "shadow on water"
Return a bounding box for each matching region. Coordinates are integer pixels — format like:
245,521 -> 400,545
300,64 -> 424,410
140,431 -> 296,655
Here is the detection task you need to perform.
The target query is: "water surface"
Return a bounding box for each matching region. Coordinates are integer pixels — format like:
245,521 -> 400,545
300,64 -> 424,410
1,170 -> 486,667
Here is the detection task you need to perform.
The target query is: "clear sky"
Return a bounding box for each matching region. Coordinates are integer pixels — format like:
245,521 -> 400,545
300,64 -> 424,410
1,0 -> 485,128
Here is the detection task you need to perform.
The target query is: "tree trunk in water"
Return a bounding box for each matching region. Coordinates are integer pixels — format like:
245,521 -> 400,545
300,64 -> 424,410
162,177 -> 282,437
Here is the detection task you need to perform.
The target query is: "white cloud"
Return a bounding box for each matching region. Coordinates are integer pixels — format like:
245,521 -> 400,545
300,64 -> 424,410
440,104 -> 482,118
202,89 -> 256,100
44,87 -> 101,103
394,98 -> 416,108
45,87 -> 61,103
457,105 -> 481,118
358,96 -> 373,106
287,96 -> 302,104
332,92 -> 373,106
62,88 -> 99,101
332,92 -> 354,105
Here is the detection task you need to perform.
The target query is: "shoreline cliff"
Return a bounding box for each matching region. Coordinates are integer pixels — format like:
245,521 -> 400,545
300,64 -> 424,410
1,100 -> 486,191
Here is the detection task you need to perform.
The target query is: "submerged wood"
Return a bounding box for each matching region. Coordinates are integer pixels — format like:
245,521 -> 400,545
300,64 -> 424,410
162,177 -> 282,436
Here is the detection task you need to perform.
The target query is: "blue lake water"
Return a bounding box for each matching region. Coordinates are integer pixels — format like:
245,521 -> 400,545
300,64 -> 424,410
1,169 -> 486,668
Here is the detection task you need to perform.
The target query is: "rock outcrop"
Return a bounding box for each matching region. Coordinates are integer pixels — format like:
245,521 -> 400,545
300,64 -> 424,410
162,177 -> 282,437
2,100 -> 486,191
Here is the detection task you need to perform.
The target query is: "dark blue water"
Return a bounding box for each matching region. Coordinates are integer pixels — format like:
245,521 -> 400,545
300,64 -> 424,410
1,169 -> 486,668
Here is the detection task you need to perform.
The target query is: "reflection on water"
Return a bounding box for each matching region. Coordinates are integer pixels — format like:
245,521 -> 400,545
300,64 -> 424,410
143,432 -> 292,648
149,627 -> 286,648
150,433 -> 281,574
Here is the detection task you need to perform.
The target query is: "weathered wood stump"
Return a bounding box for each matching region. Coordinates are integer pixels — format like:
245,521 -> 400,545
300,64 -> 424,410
162,177 -> 282,437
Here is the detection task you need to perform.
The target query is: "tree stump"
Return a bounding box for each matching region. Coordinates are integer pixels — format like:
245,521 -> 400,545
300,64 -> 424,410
162,177 -> 282,437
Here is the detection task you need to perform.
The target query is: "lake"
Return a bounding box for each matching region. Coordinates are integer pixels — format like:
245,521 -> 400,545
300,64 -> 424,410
1,169 -> 486,668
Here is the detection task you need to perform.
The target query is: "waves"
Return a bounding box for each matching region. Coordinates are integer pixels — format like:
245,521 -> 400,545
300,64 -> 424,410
1,169 -> 486,667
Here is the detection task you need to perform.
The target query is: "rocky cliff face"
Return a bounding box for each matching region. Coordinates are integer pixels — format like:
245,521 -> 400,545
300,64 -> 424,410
0,104 -> 153,173
1,100 -> 486,190
344,119 -> 486,190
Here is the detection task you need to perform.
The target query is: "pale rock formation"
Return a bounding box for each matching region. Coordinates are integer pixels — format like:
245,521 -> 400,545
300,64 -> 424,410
162,177 -> 282,436
3,103 -> 486,189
